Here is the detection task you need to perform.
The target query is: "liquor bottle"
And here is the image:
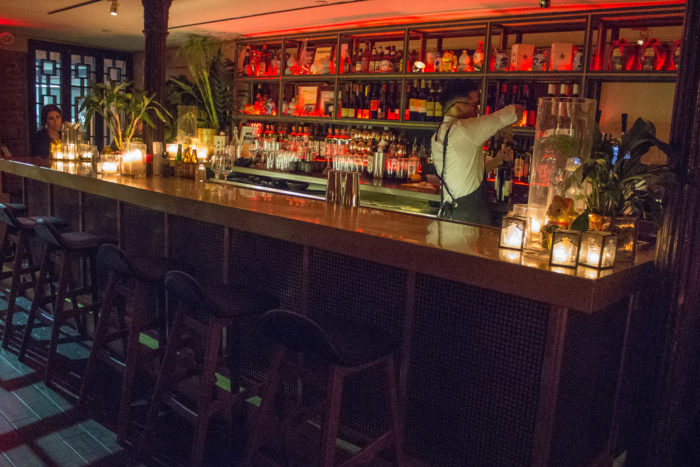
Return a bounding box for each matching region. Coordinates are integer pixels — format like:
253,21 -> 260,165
434,81 -> 443,121
377,84 -> 388,120
495,147 -> 513,203
523,85 -> 537,127
433,51 -> 442,73
408,80 -> 420,121
426,81 -> 436,122
513,149 -> 525,181
572,83 -> 580,98
355,48 -> 364,73
370,84 -> 379,119
361,84 -> 371,119
546,83 -> 556,97
361,47 -> 370,73
242,45 -> 252,75
417,80 -> 428,122
259,45 -> 270,75
473,41 -> 485,71
369,47 -> 377,73
497,83 -> 508,110
510,84 -> 520,106
394,48 -> 404,74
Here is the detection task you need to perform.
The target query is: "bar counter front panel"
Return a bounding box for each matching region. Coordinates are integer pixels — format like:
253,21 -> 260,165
1,159 -> 653,466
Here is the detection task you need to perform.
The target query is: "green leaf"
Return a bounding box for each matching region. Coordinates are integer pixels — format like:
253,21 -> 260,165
570,211 -> 590,231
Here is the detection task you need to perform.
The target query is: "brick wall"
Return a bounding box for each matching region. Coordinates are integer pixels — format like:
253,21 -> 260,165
0,49 -> 29,157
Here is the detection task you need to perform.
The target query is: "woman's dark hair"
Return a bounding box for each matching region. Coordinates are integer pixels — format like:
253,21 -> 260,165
439,79 -> 481,108
40,104 -> 62,128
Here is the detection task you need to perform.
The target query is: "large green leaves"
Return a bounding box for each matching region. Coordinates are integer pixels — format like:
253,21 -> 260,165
565,117 -> 675,226
79,80 -> 171,150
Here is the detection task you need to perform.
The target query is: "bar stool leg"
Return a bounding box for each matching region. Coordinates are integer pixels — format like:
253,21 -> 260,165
140,309 -> 187,459
18,245 -> 51,362
79,272 -> 119,405
116,281 -> 149,445
320,365 -> 344,467
243,347 -> 286,467
385,356 -> 406,467
190,319 -> 224,467
2,230 -> 29,348
45,250 -> 72,384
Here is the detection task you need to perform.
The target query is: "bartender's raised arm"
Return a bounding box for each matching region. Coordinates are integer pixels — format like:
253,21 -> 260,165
456,105 -> 522,145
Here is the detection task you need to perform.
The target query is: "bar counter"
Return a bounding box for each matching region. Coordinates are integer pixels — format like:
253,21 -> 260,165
0,157 -> 655,466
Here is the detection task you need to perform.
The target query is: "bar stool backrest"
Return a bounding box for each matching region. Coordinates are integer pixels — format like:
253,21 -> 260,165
34,218 -> 64,248
259,309 -> 342,365
0,203 -> 21,230
164,271 -> 214,320
97,244 -> 135,278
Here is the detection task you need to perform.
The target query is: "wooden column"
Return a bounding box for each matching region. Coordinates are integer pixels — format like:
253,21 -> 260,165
651,0 -> 700,463
141,0 -> 173,145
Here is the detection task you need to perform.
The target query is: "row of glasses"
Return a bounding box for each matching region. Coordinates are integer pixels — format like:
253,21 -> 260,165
210,146 -> 236,181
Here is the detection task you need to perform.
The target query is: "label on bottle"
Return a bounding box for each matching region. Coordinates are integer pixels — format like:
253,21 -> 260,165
418,99 -> 427,115
409,97 -> 418,114
369,59 -> 375,73
514,158 -> 524,178
642,47 -> 656,71
370,99 -> 379,112
380,59 -> 392,72
611,49 -> 624,71
435,101 -> 443,118
427,101 -> 435,119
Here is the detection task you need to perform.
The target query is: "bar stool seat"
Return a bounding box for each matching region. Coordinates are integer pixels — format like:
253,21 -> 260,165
245,309 -> 405,467
140,271 -> 279,467
202,285 -> 281,318
0,203 -> 67,348
80,244 -> 190,445
18,218 -> 115,384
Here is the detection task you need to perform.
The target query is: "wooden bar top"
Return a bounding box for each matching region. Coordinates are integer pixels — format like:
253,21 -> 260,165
0,157 -> 655,313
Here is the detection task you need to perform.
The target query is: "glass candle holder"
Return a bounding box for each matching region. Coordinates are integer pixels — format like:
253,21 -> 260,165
499,216 -> 527,250
578,231 -> 617,269
98,152 -> 120,174
549,229 -> 581,268
121,141 -> 147,177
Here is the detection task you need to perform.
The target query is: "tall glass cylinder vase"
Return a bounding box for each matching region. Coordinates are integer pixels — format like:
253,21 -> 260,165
525,97 -> 597,253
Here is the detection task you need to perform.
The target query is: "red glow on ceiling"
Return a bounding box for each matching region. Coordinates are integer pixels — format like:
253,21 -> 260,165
0,16 -> 29,27
243,0 -> 683,38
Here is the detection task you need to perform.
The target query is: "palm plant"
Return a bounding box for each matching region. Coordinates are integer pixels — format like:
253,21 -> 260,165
80,80 -> 170,150
565,117 -> 677,227
169,35 -> 233,132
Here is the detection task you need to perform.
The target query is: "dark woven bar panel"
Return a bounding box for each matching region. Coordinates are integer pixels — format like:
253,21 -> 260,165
83,193 -> 118,240
121,202 -> 165,258
229,229 -> 303,311
52,186 -> 80,232
308,248 -> 407,439
168,214 -> 223,285
229,229 -> 304,384
409,274 -> 549,466
25,179 -> 49,217
549,300 -> 628,467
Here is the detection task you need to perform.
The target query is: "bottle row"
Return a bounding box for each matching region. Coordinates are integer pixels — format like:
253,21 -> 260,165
239,79 -> 584,128
237,35 -> 681,77
238,122 -> 433,182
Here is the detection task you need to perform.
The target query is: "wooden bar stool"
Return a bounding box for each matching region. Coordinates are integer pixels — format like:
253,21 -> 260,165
140,271 -> 279,467
0,204 -> 67,349
18,218 -> 114,384
244,309 -> 405,467
79,244 -> 189,445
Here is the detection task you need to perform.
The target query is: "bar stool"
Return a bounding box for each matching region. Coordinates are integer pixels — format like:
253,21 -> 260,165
140,271 -> 279,467
0,204 -> 67,349
79,244 -> 189,445
18,218 -> 114,384
244,309 -> 405,467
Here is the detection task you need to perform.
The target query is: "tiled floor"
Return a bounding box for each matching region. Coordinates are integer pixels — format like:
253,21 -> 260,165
0,345 -> 138,466
0,294 -> 244,467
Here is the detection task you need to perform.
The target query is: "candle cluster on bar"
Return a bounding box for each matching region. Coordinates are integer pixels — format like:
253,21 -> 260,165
547,229 -> 618,270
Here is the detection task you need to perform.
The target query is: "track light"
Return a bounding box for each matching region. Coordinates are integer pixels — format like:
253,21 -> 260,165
110,0 -> 118,16
539,0 -> 550,7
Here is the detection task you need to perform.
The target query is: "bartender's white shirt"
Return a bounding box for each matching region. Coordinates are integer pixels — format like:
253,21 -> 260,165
431,105 -> 518,203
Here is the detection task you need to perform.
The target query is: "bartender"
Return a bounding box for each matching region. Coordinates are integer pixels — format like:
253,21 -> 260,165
431,80 -> 523,225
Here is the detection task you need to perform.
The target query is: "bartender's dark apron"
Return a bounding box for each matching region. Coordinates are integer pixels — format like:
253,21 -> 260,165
435,123 -> 492,225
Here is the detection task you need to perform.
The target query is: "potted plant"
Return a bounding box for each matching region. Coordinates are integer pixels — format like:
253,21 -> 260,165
169,35 -> 234,142
565,117 -> 677,259
80,80 -> 170,151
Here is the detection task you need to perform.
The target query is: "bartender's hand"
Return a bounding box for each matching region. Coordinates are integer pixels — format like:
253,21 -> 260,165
514,104 -> 525,122
496,145 -> 514,163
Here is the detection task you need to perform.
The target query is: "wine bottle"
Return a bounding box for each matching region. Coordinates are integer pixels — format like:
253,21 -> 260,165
417,80 -> 428,122
370,84 -> 379,119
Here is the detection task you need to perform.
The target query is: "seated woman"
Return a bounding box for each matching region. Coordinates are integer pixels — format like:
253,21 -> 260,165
30,104 -> 63,157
